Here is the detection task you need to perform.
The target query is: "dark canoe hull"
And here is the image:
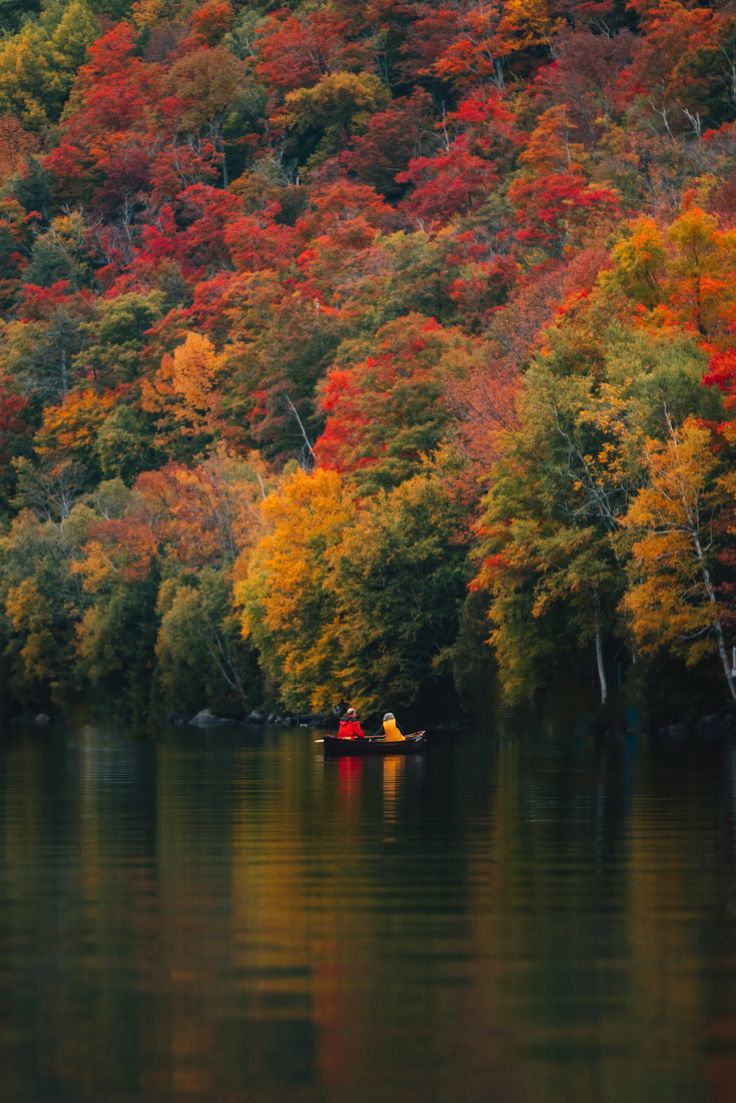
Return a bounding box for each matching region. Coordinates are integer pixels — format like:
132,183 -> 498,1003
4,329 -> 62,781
323,732 -> 427,756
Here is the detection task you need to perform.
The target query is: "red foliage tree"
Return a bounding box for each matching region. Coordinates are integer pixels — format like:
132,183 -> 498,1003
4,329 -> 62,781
315,313 -> 483,487
255,8 -> 371,100
337,89 -> 435,198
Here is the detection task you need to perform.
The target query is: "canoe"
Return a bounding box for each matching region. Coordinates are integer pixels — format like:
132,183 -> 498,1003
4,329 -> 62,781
323,731 -> 427,756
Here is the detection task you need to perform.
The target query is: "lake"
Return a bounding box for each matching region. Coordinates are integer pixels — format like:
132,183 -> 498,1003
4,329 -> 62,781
1,715 -> 736,1103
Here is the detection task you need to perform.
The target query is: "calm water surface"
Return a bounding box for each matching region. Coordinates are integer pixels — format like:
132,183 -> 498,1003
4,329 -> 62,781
2,716 -> 736,1103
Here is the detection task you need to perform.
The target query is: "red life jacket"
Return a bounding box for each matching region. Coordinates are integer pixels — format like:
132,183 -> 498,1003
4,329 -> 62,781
337,717 -> 364,739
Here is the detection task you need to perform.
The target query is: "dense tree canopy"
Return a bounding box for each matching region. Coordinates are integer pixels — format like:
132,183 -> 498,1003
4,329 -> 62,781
3,0 -> 736,720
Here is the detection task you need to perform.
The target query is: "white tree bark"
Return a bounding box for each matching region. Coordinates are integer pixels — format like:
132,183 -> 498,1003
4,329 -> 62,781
594,598 -> 608,706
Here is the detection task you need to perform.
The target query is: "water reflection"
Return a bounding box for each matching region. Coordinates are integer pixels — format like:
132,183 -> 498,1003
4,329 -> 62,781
382,755 -> 403,836
1,722 -> 736,1102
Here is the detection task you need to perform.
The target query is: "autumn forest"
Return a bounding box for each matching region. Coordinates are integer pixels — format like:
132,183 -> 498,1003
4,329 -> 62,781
1,0 -> 736,723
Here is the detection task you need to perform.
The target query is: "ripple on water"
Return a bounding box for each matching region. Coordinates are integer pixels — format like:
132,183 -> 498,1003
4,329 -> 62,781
1,722 -> 736,1103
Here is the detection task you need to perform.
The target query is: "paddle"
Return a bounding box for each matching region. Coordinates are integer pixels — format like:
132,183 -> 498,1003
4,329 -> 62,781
314,736 -> 385,743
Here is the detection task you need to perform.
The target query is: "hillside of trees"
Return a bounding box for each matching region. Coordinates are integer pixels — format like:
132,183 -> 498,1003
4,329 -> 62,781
2,0 -> 736,722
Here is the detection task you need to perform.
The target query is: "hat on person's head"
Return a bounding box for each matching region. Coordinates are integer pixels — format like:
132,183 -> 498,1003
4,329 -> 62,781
346,707 -> 357,716
383,712 -> 394,721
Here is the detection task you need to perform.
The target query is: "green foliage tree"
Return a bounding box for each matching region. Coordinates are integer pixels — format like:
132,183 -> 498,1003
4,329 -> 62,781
94,403 -> 157,482
24,211 -> 94,288
0,503 -> 93,707
74,555 -> 160,711
324,449 -> 472,714
278,71 -> 390,172
0,1 -> 41,34
76,291 -> 165,388
475,321 -> 722,704
0,2 -> 99,129
0,290 -> 94,404
236,450 -> 472,715
155,568 -> 262,715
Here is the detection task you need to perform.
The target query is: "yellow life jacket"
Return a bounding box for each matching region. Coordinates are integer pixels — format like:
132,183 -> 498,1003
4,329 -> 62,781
383,718 -> 405,742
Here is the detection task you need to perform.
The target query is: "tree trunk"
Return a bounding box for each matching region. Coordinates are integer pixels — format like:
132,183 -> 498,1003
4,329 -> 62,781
713,613 -> 736,702
208,626 -> 248,709
705,571 -> 736,702
282,392 -> 316,469
594,603 -> 608,706
693,535 -> 736,702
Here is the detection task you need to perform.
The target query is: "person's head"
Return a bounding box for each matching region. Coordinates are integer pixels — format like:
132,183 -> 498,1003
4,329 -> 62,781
383,712 -> 394,722
346,707 -> 357,717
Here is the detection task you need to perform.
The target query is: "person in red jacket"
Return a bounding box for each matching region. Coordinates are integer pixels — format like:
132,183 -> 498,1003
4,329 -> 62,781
337,707 -> 364,739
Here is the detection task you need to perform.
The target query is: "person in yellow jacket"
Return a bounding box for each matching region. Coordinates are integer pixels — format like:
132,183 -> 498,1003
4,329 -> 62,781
381,712 -> 405,742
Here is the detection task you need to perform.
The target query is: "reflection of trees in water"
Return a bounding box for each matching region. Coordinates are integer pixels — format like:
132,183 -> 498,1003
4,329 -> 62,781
479,728 -> 736,1103
4,723 -> 736,1101
382,755 -> 404,838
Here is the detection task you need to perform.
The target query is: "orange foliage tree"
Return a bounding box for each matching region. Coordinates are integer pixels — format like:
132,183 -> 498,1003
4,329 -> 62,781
621,416 -> 736,700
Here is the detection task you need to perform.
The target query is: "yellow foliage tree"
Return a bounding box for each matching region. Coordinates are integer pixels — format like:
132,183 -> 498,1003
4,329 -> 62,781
141,331 -> 227,454
608,208 -> 736,342
35,388 -> 116,465
621,416 -> 736,700
234,467 -> 354,711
